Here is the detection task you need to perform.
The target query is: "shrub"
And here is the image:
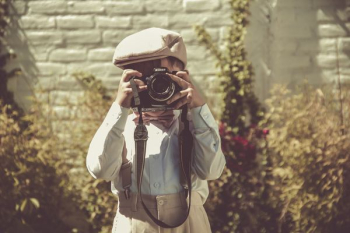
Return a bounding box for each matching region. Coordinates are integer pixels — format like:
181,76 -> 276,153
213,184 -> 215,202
0,72 -> 118,233
261,84 -> 350,233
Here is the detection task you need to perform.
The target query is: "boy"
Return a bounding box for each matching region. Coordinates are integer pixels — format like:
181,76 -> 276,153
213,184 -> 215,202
86,28 -> 226,233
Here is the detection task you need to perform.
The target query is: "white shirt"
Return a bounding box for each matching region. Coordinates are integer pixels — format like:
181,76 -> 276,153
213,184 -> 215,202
86,102 -> 226,202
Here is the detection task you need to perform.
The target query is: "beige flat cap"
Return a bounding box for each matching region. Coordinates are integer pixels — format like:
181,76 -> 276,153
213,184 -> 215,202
113,28 -> 187,69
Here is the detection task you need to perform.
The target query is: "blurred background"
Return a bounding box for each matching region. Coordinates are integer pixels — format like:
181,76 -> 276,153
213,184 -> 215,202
2,0 -> 350,232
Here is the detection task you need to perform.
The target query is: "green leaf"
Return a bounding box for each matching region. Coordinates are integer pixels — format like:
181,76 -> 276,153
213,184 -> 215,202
29,198 -> 40,209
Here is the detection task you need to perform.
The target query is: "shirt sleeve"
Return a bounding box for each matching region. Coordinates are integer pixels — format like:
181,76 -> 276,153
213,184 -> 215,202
86,102 -> 130,181
189,104 -> 226,180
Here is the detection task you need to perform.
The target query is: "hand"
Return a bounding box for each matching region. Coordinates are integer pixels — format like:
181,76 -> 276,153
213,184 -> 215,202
115,69 -> 147,108
166,70 -> 206,109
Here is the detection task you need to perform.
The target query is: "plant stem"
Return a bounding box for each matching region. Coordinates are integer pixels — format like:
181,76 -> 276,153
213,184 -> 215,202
335,38 -> 345,135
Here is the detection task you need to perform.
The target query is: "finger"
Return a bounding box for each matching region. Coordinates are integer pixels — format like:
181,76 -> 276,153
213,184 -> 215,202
174,97 -> 189,109
166,89 -> 188,104
176,70 -> 191,83
124,88 -> 132,94
133,79 -> 146,86
122,69 -> 142,82
167,73 -> 190,89
138,85 -> 147,92
187,92 -> 193,102
124,80 -> 147,92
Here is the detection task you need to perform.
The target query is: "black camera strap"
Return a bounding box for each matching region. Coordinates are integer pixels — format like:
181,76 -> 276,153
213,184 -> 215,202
129,78 -> 193,228
134,105 -> 193,228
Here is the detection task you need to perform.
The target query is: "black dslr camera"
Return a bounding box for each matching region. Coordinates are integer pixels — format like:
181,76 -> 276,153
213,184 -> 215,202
131,67 -> 182,112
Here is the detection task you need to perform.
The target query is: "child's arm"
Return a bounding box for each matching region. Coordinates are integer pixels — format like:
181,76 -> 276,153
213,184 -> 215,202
190,105 -> 226,180
86,102 -> 129,181
86,69 -> 146,181
167,71 -> 226,180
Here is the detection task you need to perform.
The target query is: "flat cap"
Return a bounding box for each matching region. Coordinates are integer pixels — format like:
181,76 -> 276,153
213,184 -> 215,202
113,28 -> 187,69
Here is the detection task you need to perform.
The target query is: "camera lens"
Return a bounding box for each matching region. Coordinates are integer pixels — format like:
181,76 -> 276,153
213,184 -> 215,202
152,76 -> 170,94
148,74 -> 175,102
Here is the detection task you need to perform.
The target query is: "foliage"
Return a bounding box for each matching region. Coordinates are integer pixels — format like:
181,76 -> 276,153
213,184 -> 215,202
0,101 -> 72,233
261,84 -> 350,233
52,72 -> 117,233
194,0 -> 270,232
0,0 -> 21,113
1,69 -> 118,232
194,0 -> 264,135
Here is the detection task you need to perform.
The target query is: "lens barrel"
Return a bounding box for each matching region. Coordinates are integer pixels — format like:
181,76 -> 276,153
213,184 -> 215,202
148,73 -> 175,102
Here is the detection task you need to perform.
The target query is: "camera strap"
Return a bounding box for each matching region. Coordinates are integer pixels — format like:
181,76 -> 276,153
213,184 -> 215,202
124,79 -> 193,228
133,105 -> 193,228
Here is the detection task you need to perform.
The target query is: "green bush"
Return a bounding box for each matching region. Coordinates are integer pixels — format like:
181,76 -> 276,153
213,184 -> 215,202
0,102 -> 72,233
195,0 -> 270,232
0,72 -> 118,233
261,84 -> 350,233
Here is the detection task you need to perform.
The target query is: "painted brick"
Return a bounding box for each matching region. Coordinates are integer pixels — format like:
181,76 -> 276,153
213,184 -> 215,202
145,0 -> 183,12
19,15 -> 55,29
169,14 -> 207,27
104,1 -> 144,15
50,91 -> 84,106
52,106 -> 71,119
64,31 -> 101,44
204,13 -> 233,27
186,60 -> 217,75
315,54 -> 350,68
316,9 -> 347,22
56,78 -> 82,91
96,16 -> 131,29
26,31 -> 63,45
180,28 -> 220,44
67,1 -> 105,14
50,49 -> 87,62
10,1 -> 26,15
103,30 -> 138,44
67,63 -> 122,78
28,45 -> 54,61
132,15 -> 169,29
28,1 -> 67,14
318,24 -> 349,37
57,15 -> 94,29
186,45 -> 209,60
183,0 -> 220,12
83,63 -> 122,77
298,38 -> 336,52
338,38 -> 350,52
277,0 -> 312,8
37,62 -> 67,76
34,77 -> 56,91
101,78 -> 120,90
88,48 -> 115,61
295,69 -> 337,83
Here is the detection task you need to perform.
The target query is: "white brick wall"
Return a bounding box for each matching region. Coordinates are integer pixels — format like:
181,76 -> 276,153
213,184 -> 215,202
246,0 -> 350,99
6,0 -> 350,116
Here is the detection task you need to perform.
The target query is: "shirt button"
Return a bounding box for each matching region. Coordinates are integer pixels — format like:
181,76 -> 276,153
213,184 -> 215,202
203,114 -> 208,119
158,200 -> 164,205
154,182 -> 160,188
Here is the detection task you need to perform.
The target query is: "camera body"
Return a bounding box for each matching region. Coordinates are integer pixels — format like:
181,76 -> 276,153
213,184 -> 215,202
131,67 -> 182,112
